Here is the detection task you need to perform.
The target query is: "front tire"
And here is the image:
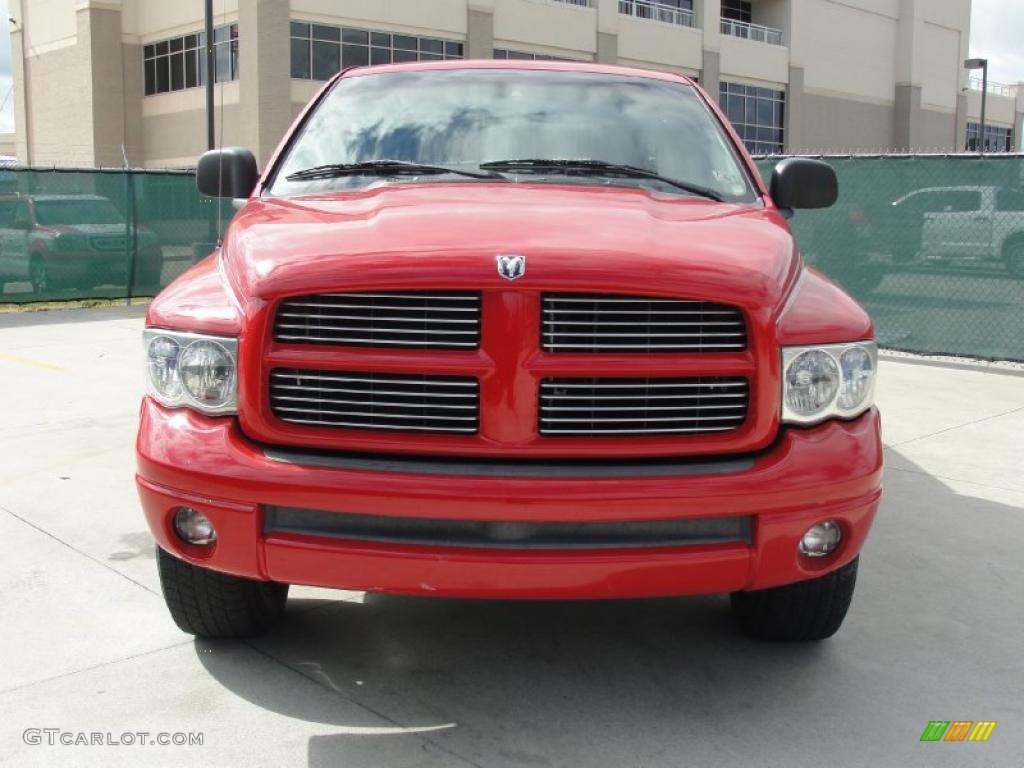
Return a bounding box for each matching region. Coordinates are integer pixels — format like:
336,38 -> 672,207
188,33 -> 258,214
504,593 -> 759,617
29,256 -> 51,295
156,546 -> 289,638
730,557 -> 859,641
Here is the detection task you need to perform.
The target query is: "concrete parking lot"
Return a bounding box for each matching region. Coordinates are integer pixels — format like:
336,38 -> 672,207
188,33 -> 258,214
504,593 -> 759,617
0,306 -> 1022,767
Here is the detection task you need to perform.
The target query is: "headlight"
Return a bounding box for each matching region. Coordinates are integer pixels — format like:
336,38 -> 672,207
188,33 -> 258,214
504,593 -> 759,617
781,342 -> 877,425
144,329 -> 238,415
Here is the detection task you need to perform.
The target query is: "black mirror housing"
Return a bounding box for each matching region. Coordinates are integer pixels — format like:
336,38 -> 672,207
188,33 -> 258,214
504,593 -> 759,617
197,148 -> 260,199
769,158 -> 838,212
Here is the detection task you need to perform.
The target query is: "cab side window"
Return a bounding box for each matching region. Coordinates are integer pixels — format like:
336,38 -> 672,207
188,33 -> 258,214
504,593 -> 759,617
934,190 -> 981,213
995,189 -> 1024,212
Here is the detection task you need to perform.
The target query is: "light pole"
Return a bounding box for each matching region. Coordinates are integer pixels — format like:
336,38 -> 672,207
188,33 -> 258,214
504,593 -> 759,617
964,58 -> 988,153
205,0 -> 215,150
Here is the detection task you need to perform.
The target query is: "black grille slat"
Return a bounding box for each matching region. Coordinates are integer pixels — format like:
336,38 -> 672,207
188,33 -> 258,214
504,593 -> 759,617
275,292 -> 481,349
270,369 -> 479,434
542,293 -> 746,352
540,377 -> 749,436
265,506 -> 753,549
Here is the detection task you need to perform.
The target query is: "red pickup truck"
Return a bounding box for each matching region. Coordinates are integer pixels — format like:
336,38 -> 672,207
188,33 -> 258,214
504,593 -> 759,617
138,61 -> 881,642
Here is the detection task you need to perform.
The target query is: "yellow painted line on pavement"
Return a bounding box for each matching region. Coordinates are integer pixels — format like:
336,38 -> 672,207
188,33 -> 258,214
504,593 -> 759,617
0,352 -> 67,372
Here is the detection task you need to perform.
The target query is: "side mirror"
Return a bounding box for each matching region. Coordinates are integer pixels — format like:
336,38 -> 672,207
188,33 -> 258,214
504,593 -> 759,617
197,147 -> 260,199
769,158 -> 838,214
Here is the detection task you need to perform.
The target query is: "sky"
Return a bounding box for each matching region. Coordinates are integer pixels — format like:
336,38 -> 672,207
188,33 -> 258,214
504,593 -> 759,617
0,0 -> 10,133
0,0 -> 1019,135
968,0 -> 1024,86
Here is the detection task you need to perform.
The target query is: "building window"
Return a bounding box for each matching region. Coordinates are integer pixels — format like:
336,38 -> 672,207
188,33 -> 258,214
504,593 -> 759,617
721,0 -> 752,23
493,49 -> 578,61
290,22 -> 463,80
966,122 -> 1013,153
720,82 -> 785,154
144,24 -> 238,96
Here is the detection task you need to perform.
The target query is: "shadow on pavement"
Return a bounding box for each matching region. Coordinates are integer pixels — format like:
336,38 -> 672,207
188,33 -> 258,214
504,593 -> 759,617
192,448 -> 1024,768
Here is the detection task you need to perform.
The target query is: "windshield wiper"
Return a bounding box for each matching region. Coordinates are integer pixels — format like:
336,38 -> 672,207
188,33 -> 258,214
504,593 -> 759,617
479,159 -> 726,202
285,160 -> 505,182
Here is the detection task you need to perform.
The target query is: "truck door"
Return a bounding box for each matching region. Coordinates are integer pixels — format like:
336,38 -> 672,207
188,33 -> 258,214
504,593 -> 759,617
0,200 -> 31,282
0,200 -> 17,282
993,188 -> 1024,263
921,189 -> 986,260
9,200 -> 33,280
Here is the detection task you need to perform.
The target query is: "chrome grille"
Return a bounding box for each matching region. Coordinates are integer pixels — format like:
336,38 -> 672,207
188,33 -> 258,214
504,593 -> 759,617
539,377 -> 749,435
274,292 -> 480,349
542,293 -> 746,352
270,369 -> 479,434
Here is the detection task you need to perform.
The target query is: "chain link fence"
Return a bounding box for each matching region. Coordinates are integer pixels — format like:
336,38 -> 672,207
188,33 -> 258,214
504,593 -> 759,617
754,154 -> 1024,361
0,167 -> 231,304
1,158 -> 1022,360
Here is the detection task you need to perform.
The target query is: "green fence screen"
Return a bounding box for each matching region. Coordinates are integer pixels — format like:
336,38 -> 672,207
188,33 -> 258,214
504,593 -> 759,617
0,167 -> 231,304
754,154 -> 1024,361
1,157 -> 1022,360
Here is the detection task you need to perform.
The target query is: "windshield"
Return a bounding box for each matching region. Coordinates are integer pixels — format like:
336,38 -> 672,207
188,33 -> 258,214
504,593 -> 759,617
34,198 -> 124,226
270,69 -> 758,203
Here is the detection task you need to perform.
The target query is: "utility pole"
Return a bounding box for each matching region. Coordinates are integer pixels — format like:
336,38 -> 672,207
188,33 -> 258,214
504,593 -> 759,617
964,58 -> 989,153
205,0 -> 215,150
979,61 -> 988,153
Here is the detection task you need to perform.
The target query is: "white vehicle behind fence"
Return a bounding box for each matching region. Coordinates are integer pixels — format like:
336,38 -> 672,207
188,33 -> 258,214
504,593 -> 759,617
889,186 -> 1024,277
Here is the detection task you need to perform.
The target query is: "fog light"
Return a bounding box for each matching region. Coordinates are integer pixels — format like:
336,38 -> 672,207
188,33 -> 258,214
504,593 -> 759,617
173,507 -> 217,546
799,520 -> 841,557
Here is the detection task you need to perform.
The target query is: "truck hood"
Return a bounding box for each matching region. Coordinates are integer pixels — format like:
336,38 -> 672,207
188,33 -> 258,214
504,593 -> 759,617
222,182 -> 797,313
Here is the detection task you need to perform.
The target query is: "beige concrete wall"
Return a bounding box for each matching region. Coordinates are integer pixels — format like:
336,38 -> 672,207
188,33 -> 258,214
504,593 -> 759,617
467,8 -> 494,59
893,83 -> 919,150
125,0 -> 239,39
492,0 -> 596,54
719,33 -> 789,84
122,41 -> 144,166
291,0 -> 466,36
142,104 -> 242,168
290,80 -> 322,106
10,25 -> 30,164
616,17 -> 701,71
792,0 -> 897,104
15,5 -> 95,165
16,0 -> 77,52
917,107 -> 958,150
142,84 -> 241,166
0,133 -> 16,157
89,7 -> 128,167
919,21 -> 961,111
699,49 -> 720,93
967,89 -> 1018,129
754,0 -> 791,38
594,31 -> 615,64
797,90 -> 896,151
784,64 -> 802,150
955,91 -> 968,150
238,0 -> 292,167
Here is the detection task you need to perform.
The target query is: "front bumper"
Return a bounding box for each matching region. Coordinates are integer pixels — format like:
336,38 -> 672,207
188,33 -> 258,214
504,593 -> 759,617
137,399 -> 882,599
